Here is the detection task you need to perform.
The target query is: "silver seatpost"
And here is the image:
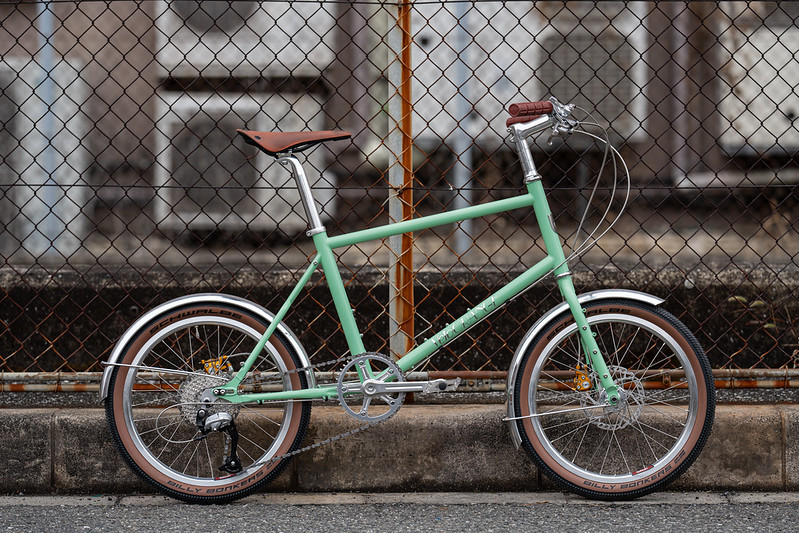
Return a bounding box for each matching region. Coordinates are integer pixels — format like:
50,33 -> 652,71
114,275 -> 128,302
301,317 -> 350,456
277,155 -> 326,237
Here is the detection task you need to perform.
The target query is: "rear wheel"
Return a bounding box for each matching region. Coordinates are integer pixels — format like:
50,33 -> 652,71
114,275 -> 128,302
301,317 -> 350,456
513,299 -> 714,499
105,303 -> 311,503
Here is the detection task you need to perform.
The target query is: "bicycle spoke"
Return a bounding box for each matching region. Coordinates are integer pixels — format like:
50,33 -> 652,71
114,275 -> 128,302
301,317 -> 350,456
570,419 -> 594,465
519,301 -> 713,495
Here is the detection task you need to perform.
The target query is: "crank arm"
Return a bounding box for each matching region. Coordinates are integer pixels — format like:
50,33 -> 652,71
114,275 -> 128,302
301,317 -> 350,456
358,378 -> 462,396
503,403 -> 609,422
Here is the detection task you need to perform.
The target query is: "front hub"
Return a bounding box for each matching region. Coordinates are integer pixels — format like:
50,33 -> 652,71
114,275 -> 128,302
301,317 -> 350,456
581,366 -> 644,430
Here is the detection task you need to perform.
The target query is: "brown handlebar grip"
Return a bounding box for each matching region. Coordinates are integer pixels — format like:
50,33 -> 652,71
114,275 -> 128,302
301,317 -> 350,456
508,101 -> 553,117
506,114 -> 543,127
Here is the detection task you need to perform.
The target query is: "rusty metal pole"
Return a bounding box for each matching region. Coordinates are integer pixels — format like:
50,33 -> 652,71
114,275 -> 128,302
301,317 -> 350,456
387,1 -> 415,361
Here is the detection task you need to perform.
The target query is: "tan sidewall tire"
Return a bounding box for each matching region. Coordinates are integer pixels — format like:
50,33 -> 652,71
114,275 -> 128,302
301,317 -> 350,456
108,305 -> 308,500
515,301 -> 712,497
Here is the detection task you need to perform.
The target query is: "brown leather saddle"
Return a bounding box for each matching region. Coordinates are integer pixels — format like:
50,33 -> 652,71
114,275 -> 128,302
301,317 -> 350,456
237,129 -> 351,157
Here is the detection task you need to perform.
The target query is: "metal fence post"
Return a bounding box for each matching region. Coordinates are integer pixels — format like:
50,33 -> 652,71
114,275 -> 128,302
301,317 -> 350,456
387,1 -> 414,361
35,0 -> 58,259
450,0 -> 474,257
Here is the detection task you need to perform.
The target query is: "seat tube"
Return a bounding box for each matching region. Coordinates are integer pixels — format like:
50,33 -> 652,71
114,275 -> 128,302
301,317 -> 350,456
312,232 -> 366,357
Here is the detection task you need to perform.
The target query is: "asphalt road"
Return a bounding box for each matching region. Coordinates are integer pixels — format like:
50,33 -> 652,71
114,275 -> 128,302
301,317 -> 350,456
0,492 -> 798,532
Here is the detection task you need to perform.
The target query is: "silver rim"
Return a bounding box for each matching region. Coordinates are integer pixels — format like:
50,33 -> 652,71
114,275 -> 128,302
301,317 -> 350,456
120,316 -> 296,488
528,312 -> 699,485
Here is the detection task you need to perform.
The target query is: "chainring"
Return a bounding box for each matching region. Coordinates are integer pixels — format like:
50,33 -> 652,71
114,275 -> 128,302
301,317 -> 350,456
337,353 -> 405,423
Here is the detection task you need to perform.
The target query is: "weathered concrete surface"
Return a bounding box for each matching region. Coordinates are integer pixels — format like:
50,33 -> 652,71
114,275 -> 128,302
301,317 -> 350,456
675,405 -> 783,491
0,404 -> 795,495
297,405 -> 537,492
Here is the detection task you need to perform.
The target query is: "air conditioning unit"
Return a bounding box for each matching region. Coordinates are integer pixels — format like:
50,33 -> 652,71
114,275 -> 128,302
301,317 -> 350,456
152,91 -> 335,234
718,2 -> 799,152
154,1 -> 336,77
411,2 -> 648,143
0,58 -> 90,259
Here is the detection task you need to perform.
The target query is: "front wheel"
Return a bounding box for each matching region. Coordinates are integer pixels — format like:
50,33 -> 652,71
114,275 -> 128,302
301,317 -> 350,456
513,299 -> 715,499
105,302 -> 311,503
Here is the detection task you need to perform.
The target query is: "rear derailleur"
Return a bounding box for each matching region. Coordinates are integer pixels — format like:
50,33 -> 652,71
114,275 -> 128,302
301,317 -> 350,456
195,405 -> 242,474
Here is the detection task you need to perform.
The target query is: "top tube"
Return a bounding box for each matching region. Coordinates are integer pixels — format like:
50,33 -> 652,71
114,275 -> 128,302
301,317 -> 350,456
327,194 -> 535,249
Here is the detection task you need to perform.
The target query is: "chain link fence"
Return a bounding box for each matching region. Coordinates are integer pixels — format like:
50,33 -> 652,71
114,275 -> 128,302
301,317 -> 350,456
0,1 -> 797,385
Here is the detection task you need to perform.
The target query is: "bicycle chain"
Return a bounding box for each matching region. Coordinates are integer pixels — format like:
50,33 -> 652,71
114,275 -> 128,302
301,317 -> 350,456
243,353 -> 401,466
263,416 -> 388,466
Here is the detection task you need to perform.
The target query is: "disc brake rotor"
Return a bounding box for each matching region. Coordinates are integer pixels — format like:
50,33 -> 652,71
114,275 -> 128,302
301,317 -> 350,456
580,365 -> 644,430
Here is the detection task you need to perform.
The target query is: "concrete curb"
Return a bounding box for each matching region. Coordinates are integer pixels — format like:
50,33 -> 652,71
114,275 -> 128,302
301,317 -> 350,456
0,404 -> 794,495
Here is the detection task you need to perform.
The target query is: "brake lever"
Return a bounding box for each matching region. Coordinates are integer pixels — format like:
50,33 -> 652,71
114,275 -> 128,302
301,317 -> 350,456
547,96 -> 578,143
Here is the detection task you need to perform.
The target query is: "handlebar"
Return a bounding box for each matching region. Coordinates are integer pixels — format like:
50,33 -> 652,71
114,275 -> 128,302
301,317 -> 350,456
506,101 -> 554,126
506,96 -> 577,139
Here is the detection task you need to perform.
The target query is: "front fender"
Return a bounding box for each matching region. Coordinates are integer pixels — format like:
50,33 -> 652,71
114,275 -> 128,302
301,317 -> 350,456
98,293 -> 314,401
505,289 -> 664,449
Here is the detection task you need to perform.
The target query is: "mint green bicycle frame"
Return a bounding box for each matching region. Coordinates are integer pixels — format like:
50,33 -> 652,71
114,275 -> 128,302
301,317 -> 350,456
216,175 -> 620,405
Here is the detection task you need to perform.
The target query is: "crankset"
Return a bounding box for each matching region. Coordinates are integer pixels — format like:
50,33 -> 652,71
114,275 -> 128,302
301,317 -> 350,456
337,353 -> 405,423
336,353 -> 461,423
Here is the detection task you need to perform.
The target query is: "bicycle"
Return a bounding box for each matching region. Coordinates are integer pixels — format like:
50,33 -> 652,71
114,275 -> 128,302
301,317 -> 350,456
100,97 -> 715,503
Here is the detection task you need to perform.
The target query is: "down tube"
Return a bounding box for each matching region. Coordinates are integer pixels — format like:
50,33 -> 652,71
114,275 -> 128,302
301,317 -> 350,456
396,255 -> 557,373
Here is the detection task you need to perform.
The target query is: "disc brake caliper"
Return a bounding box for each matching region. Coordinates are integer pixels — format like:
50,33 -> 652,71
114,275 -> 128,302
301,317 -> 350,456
573,363 -> 593,392
202,356 -> 231,375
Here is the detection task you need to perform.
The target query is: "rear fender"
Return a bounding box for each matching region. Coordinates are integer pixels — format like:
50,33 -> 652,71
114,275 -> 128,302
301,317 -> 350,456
98,293 -> 314,401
